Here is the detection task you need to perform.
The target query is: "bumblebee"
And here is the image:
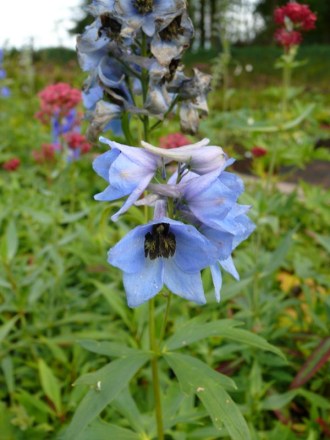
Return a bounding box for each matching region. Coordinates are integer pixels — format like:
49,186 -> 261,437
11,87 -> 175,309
144,223 -> 176,260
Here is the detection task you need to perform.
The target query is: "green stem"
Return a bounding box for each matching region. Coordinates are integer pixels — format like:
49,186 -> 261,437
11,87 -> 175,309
149,298 -> 164,440
282,61 -> 291,116
159,292 -> 172,344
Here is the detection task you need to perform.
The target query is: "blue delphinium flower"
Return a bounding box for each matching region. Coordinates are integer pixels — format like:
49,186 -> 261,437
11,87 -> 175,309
108,216 -> 218,307
93,137 -> 162,220
93,135 -> 255,306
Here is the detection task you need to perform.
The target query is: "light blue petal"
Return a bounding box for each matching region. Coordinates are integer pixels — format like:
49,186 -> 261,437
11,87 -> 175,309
201,226 -> 234,260
123,258 -> 164,308
164,259 -> 206,305
108,225 -> 149,274
173,224 -> 218,273
94,184 -> 128,201
210,263 -> 222,302
100,137 -> 160,169
220,256 -> 239,280
218,172 -> 244,197
93,149 -> 120,181
83,84 -> 103,110
111,173 -> 154,221
186,179 -> 236,228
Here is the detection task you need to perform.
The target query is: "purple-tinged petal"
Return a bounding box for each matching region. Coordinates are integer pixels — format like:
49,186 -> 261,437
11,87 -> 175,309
141,138 -> 227,175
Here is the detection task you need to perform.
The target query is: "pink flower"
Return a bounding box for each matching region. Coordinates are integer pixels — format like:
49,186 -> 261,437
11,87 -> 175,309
65,132 -> 91,154
159,133 -> 191,149
35,83 -> 82,123
251,146 -> 268,158
274,3 -> 317,31
274,28 -> 302,49
32,144 -> 57,163
3,157 -> 20,171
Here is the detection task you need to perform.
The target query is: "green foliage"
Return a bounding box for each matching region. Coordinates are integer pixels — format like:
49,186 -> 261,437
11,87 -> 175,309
0,45 -> 329,439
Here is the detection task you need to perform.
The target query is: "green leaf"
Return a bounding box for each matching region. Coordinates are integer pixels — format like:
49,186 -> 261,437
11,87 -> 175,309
37,359 -> 62,415
63,353 -> 149,439
165,353 -> 251,440
261,391 -> 297,410
6,221 -> 18,262
76,421 -> 140,440
0,316 -> 18,344
313,233 -> 330,254
78,340 -> 141,358
1,356 -> 15,394
163,319 -> 240,351
262,230 -> 295,275
163,319 -> 285,359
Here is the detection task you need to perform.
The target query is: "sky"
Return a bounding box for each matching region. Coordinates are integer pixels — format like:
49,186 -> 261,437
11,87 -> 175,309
0,0 -> 83,49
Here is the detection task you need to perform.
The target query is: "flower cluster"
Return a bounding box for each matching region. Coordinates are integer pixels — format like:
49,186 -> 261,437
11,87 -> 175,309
32,143 -> 57,164
2,157 -> 20,172
274,2 -> 316,50
35,83 -> 81,124
93,137 -> 254,307
0,49 -> 10,98
77,0 -> 211,140
34,83 -> 91,162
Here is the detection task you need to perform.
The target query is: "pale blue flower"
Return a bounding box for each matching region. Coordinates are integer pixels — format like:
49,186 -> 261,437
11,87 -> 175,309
141,138 -> 227,175
202,207 -> 255,301
93,137 -> 162,220
108,217 -> 218,307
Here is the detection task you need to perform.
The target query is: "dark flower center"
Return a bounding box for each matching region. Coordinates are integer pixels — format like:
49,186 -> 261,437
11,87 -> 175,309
133,0 -> 154,14
98,13 -> 122,38
144,223 -> 176,260
159,15 -> 184,41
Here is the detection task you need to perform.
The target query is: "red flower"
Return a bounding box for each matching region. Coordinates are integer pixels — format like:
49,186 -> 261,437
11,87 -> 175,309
159,133 -> 191,149
2,157 -> 21,171
64,132 -> 91,154
32,143 -> 57,163
274,3 -> 317,31
35,83 -> 82,123
274,28 -> 302,49
251,146 -> 268,158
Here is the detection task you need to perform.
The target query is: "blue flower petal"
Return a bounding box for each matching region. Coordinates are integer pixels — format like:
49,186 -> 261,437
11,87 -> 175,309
201,226 -> 234,261
210,263 -> 222,302
123,258 -> 164,307
164,259 -> 206,304
173,224 -> 217,273
94,184 -> 128,201
111,173 -> 154,221
220,256 -> 239,280
93,149 -> 120,181
108,225 -> 149,274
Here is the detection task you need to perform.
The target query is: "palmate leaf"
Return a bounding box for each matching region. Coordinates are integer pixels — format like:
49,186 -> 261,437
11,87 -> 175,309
62,353 -> 149,440
165,353 -> 251,440
163,319 -> 285,359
